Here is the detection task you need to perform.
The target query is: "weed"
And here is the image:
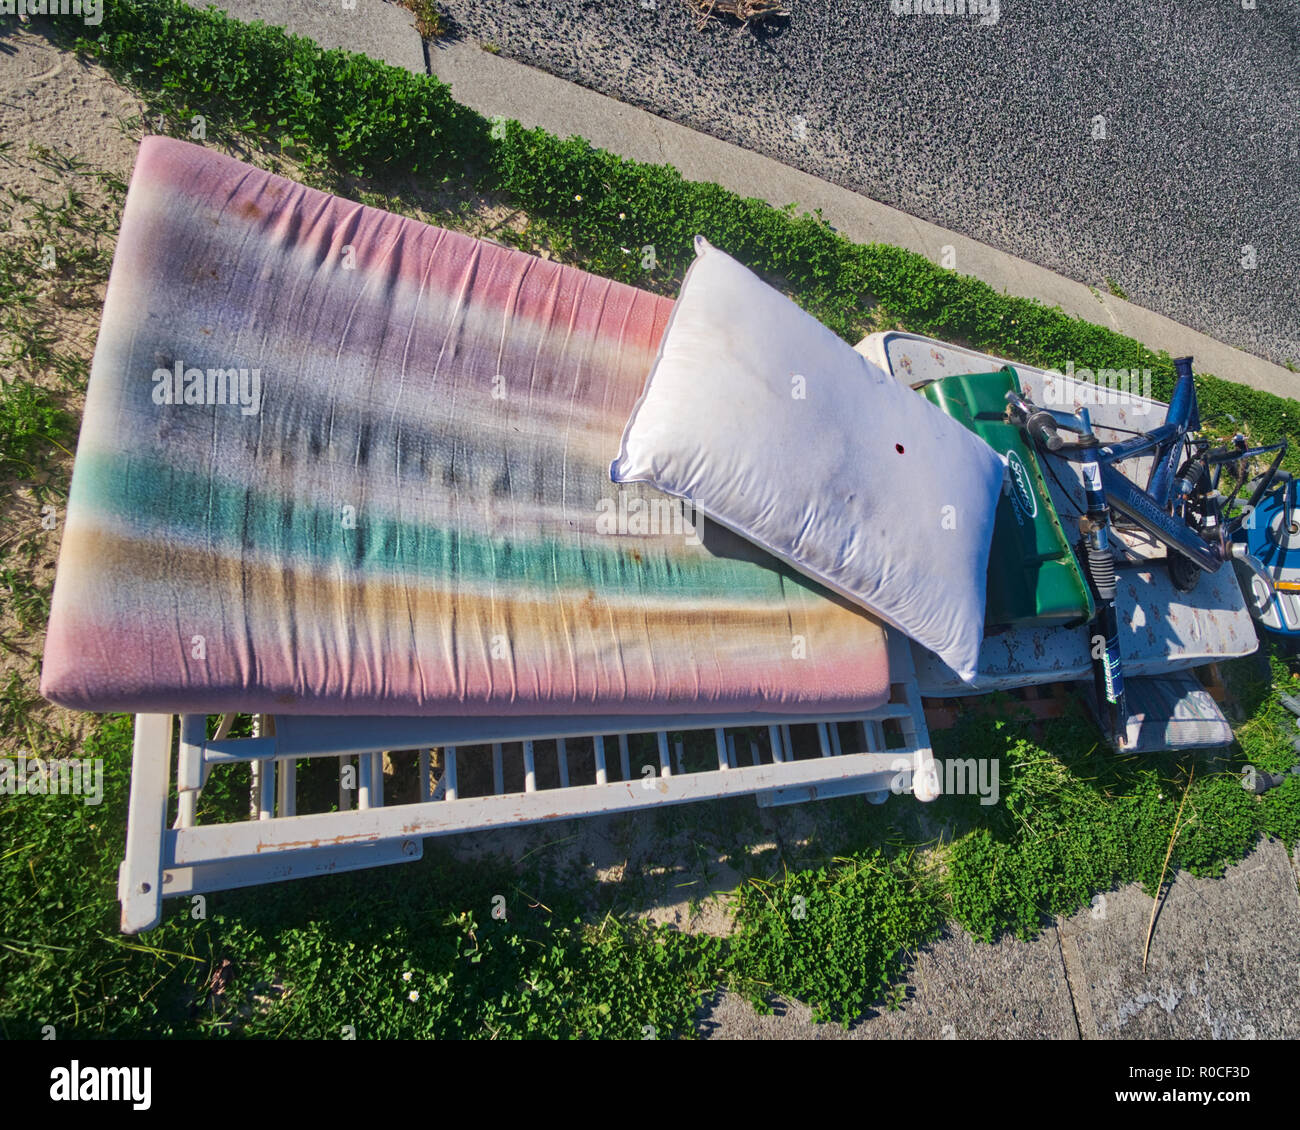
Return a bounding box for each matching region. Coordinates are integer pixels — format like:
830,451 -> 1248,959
398,0 -> 450,39
726,852 -> 942,1026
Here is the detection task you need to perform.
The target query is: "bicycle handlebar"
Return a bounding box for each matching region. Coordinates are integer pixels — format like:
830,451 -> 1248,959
1207,440 -> 1285,466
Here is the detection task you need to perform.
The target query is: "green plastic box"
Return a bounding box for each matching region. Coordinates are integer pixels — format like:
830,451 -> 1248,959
922,366 -> 1095,629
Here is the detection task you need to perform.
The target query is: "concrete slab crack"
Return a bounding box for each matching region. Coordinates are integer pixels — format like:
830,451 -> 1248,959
1055,918 -> 1099,1040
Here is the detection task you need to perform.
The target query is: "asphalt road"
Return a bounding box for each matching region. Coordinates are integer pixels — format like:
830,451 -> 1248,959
436,0 -> 1300,373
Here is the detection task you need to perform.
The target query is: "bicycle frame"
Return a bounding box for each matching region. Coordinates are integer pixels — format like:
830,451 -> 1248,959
1012,358 -> 1285,575
1101,463 -> 1222,573
1004,355 -> 1286,749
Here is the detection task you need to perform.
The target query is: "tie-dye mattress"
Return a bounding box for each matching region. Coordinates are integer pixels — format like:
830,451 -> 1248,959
40,138 -> 890,717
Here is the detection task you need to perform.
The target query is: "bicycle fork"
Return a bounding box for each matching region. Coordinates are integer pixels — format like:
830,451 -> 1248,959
1077,409 -> 1128,747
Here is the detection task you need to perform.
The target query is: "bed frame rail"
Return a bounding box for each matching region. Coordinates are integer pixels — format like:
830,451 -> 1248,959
119,637 -> 937,933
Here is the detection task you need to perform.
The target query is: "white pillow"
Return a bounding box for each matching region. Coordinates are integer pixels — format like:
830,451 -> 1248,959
610,236 -> 1006,682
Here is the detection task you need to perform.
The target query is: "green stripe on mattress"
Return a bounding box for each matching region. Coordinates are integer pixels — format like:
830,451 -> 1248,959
72,448 -> 832,603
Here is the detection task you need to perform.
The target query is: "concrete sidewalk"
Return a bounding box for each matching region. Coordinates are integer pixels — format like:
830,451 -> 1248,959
697,838 -> 1300,1040
201,0 -> 1298,401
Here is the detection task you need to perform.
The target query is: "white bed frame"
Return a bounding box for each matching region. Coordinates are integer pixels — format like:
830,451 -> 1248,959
118,631 -> 938,932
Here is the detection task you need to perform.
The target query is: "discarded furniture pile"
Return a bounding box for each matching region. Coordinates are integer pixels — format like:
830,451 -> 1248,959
39,140 -> 1283,931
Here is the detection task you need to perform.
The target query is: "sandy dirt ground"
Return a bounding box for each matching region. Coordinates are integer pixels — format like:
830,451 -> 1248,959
0,26 -> 150,755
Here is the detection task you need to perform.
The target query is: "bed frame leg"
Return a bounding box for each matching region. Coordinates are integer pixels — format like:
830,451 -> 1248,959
119,714 -> 173,934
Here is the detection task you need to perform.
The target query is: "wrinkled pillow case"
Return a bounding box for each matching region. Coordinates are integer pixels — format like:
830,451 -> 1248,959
610,236 -> 1006,682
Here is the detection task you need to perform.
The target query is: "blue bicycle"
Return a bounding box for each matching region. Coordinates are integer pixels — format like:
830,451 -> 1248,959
1005,356 -> 1287,743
